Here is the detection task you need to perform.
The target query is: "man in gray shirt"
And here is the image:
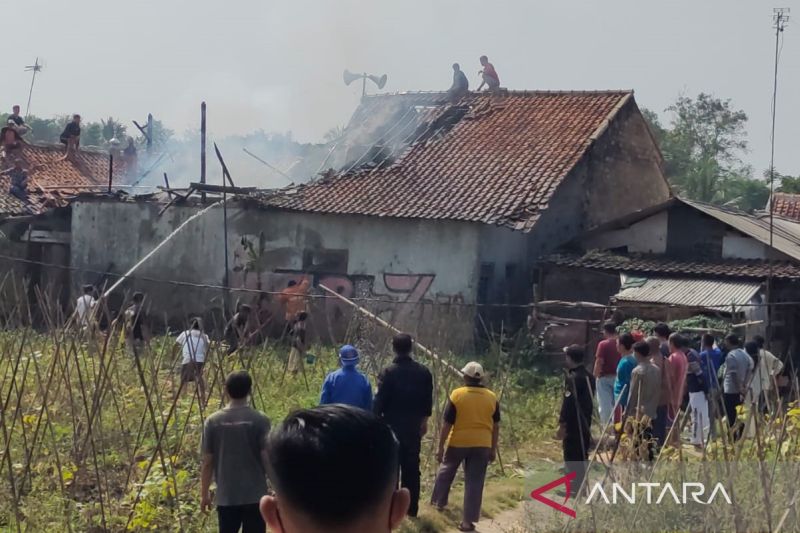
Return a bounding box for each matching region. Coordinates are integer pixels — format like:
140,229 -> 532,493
625,341 -> 661,461
202,371 -> 271,533
722,334 -> 753,440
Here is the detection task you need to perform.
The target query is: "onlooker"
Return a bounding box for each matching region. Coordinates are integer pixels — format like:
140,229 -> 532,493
722,334 -> 752,440
1,120 -> 22,150
432,362 -> 499,532
320,345 -> 373,411
374,333 -> 433,517
683,338 -> 708,447
666,333 -> 688,446
448,63 -> 469,101
259,405 -> 410,533
224,304 -> 252,354
123,292 -> 149,357
613,332 -> 636,412
593,322 -> 620,428
556,345 -> 595,493
75,284 -> 97,328
7,160 -> 29,201
278,278 -> 310,338
752,335 -> 784,412
60,114 -> 82,155
477,55 -> 500,92
8,105 -> 24,127
625,341 -> 661,461
653,323 -> 671,358
699,334 -> 723,437
287,311 -> 308,375
647,336 -> 671,449
175,318 -> 210,398
201,371 -> 271,533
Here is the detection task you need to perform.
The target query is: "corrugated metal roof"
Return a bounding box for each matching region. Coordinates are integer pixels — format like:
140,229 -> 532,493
613,275 -> 762,311
682,198 -> 800,263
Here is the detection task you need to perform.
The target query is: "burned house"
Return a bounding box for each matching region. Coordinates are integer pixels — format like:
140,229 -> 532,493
69,90 -> 670,342
0,143 -> 130,318
540,197 -> 800,357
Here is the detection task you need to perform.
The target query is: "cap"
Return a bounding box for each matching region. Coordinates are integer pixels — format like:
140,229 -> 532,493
461,361 -> 484,380
339,345 -> 360,366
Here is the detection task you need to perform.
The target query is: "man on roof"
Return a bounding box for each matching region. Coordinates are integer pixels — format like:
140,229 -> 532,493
477,55 -> 500,92
60,114 -> 81,157
448,63 -> 469,102
1,120 -> 22,151
5,159 -> 29,201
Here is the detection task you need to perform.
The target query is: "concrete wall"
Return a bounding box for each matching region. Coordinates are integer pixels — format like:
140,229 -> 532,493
70,199 -> 481,344
581,210 -> 668,254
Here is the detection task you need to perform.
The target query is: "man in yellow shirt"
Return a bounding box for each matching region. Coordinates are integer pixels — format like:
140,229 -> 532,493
431,362 -> 500,532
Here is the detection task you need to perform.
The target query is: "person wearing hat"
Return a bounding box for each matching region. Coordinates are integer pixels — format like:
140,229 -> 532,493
556,345 -> 595,494
431,361 -> 499,532
319,345 -> 373,411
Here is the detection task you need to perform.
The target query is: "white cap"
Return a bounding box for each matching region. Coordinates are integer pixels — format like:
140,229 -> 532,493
461,361 -> 485,380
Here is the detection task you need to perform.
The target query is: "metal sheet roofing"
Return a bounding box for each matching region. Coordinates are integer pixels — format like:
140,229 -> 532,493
613,275 -> 762,311
262,90 -> 636,232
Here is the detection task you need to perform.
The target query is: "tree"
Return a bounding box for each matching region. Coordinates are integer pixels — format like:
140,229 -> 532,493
644,94 -> 756,210
100,117 -> 127,143
772,170 -> 800,194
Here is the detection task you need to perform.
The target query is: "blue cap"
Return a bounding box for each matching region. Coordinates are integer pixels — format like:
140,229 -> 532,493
339,345 -> 360,366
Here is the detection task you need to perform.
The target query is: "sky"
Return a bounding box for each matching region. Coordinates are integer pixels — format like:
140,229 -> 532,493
3,0 -> 799,177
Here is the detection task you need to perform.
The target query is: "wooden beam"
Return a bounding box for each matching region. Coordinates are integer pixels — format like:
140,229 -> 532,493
188,182 -> 255,194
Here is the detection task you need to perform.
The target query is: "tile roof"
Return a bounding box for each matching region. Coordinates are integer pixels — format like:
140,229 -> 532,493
0,142 -> 129,216
771,192 -> 800,222
262,90 -> 634,231
614,276 -> 762,311
543,250 -> 800,280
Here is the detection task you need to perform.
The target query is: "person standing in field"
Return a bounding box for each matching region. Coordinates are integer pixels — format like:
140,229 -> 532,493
373,333 -> 433,517
124,292 -> 150,357
175,317 -> 209,399
666,333 -> 688,446
74,284 -> 97,328
259,405 -> 410,533
684,338 -> 709,447
593,322 -> 620,429
201,370 -> 271,533
699,334 -> 723,437
646,336 -> 671,450
722,334 -> 752,440
287,311 -> 308,375
752,335 -> 783,413
225,304 -> 252,355
278,278 -> 310,339
431,362 -> 500,532
625,341 -> 661,461
556,345 -> 595,493
653,323 -> 672,358
320,345 -> 373,411
613,332 -> 637,414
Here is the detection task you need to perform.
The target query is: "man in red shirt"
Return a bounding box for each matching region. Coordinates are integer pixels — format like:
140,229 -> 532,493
593,322 -> 621,430
478,55 -> 500,92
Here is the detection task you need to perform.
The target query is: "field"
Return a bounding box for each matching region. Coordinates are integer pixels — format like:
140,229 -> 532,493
0,322 -> 558,533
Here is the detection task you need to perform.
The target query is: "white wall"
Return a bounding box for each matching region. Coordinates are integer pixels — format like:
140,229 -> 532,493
581,211 -> 668,254
722,232 -> 769,260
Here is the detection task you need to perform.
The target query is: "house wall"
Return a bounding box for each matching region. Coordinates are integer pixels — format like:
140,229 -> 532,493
582,98 -> 672,230
70,200 -> 481,345
581,210 -> 668,254
722,232 -> 769,259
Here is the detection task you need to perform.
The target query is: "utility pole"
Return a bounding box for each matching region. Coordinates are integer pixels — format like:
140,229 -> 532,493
767,7 -> 789,347
201,102 -> 207,203
24,58 -> 43,119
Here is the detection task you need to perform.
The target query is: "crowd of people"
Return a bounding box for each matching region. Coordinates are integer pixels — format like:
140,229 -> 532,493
70,287 -> 501,532
557,321 -> 785,493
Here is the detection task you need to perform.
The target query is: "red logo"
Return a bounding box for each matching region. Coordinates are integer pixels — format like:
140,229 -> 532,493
530,471 -> 576,518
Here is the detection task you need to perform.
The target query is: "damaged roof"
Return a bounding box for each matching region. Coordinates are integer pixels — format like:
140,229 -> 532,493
0,142 -> 129,216
262,90 -> 634,231
544,250 -> 800,280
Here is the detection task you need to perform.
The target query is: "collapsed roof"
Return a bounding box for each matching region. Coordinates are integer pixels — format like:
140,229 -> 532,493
261,90 -> 636,232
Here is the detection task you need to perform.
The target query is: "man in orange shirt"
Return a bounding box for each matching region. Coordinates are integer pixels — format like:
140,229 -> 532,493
278,278 -> 310,337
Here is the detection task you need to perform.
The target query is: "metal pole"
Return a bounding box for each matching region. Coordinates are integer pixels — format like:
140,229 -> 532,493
107,154 -> 113,193
146,113 -> 153,154
25,58 -> 40,119
200,102 -> 207,203
222,178 -> 230,316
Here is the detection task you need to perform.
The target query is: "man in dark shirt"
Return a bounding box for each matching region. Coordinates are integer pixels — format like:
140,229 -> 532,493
447,63 -> 469,102
557,344 -> 595,495
374,333 -> 433,517
8,105 -> 26,133
225,304 -> 252,354
60,114 -> 81,155
683,338 -> 709,447
6,160 -> 28,200
124,292 -> 150,356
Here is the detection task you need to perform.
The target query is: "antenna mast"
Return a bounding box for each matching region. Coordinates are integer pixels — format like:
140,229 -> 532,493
767,7 -> 789,346
24,58 -> 43,118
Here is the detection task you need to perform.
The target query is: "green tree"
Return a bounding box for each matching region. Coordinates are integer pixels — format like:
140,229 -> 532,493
100,116 -> 127,143
644,94 -> 758,210
772,170 -> 800,194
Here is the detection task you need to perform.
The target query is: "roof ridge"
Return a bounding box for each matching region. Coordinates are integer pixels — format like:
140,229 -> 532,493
363,89 -> 634,99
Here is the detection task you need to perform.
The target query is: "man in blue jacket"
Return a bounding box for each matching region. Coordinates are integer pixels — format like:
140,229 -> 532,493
320,345 -> 373,411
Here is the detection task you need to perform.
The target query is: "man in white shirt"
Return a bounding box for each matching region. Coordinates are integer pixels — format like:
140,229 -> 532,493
175,318 -> 210,400
75,285 -> 96,328
752,335 -> 784,414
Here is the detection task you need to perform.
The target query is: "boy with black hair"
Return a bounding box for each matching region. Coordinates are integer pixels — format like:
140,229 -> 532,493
259,405 -> 410,533
626,341 -> 661,461
124,292 -> 149,357
723,334 -> 752,440
175,318 -> 209,399
613,332 -> 636,411
666,333 -> 688,447
594,321 -> 620,428
684,337 -> 709,447
653,323 -> 671,358
556,345 -> 595,493
374,333 -> 433,517
202,370 -> 271,533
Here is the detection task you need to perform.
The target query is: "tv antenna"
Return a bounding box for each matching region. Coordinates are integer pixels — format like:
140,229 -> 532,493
24,57 -> 43,118
343,69 -> 387,97
766,7 -> 789,347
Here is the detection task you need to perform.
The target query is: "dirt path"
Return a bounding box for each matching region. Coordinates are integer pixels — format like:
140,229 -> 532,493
446,502 -> 529,533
